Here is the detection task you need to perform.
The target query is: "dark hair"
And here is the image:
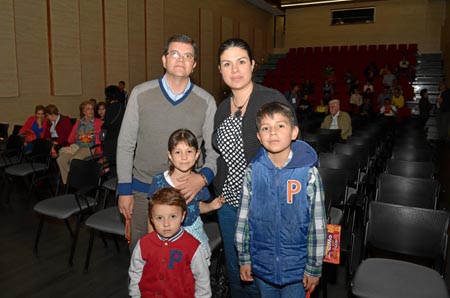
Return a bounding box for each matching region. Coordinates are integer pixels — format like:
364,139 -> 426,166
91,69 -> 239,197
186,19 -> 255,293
217,38 -> 253,66
164,34 -> 198,62
420,88 -> 428,97
256,102 -> 297,130
118,81 -> 125,85
45,104 -> 58,115
105,85 -> 125,103
148,187 -> 187,216
35,105 -> 46,114
97,101 -> 106,110
167,129 -> 199,175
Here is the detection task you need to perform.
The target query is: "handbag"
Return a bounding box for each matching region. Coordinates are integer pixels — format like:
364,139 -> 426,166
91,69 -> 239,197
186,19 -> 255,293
99,104 -> 123,142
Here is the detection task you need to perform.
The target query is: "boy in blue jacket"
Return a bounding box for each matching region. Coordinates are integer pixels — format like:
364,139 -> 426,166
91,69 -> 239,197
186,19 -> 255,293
235,101 -> 327,297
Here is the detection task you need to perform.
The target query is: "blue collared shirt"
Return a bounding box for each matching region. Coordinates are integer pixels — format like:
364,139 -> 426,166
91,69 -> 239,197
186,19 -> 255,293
161,74 -> 192,102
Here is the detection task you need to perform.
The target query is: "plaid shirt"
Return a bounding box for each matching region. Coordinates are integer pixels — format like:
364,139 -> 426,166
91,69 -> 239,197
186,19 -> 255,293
235,151 -> 327,277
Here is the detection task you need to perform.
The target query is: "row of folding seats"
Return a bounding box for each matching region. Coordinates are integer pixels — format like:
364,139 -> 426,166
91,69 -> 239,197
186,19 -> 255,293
351,123 -> 448,298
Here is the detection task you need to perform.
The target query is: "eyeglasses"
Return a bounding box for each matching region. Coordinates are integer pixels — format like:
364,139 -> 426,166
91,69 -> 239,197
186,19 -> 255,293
166,50 -> 195,62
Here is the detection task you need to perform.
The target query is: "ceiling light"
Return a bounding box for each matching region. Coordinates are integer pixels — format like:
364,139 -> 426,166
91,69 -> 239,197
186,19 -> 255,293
281,0 -> 354,7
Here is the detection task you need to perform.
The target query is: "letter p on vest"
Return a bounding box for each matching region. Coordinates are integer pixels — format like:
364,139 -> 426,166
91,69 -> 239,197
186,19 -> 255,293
287,180 -> 301,204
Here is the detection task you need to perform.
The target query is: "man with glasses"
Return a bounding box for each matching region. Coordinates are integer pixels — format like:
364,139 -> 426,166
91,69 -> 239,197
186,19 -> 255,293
117,35 -> 218,250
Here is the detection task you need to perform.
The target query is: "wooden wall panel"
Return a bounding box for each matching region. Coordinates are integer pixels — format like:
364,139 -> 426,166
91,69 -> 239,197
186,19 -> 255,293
239,22 -> 249,42
79,0 -> 103,100
146,0 -> 164,80
254,28 -> 265,63
104,0 -> 129,86
49,0 -> 82,95
200,8 -> 214,93
0,0 -> 19,98
14,1 -> 49,99
128,0 -> 146,90
221,17 -> 233,43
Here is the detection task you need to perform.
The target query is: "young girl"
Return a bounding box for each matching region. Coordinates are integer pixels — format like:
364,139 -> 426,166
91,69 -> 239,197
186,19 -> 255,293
147,128 -> 224,259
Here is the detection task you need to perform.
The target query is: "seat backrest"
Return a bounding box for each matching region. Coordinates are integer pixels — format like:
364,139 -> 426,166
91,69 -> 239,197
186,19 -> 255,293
386,159 -> 434,179
0,123 -> 9,139
376,173 -> 438,209
31,139 -> 53,164
318,128 -> 341,144
366,201 -> 449,270
5,134 -> 25,152
67,159 -> 103,191
392,148 -> 433,162
334,143 -> 369,171
319,152 -> 360,189
12,125 -> 23,136
346,136 -> 376,157
318,167 -> 348,211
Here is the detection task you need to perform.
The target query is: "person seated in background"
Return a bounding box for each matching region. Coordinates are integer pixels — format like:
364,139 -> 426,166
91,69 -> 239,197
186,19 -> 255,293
344,70 -> 355,95
101,85 -> 126,176
349,88 -> 363,113
378,63 -> 390,77
298,93 -> 312,122
44,104 -> 73,148
364,61 -> 378,82
391,87 -> 405,109
56,100 -> 102,185
359,97 -> 374,118
398,56 -> 410,73
315,98 -> 328,114
19,105 -> 50,152
321,99 -> 352,140
96,101 -> 107,121
377,86 -> 392,109
323,80 -> 334,98
382,68 -> 396,88
380,98 -> 397,117
284,82 -> 301,111
362,79 -> 375,100
322,63 -> 335,81
301,79 -> 315,96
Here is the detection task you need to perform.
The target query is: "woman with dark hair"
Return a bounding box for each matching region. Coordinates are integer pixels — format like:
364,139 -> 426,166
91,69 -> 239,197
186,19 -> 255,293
96,101 -> 107,120
418,88 -> 431,128
19,105 -> 50,152
101,85 -> 125,174
213,38 -> 291,298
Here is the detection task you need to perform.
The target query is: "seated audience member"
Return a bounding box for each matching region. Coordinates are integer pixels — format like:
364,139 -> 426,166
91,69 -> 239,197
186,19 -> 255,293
284,82 -> 301,110
19,105 -> 50,152
398,56 -> 410,72
379,63 -> 390,77
364,61 -> 378,81
322,63 -> 335,80
350,79 -> 361,94
298,93 -> 312,121
315,98 -> 328,114
344,70 -> 355,95
380,98 -> 397,117
301,79 -> 315,96
418,88 -> 431,128
323,80 -> 334,97
321,99 -> 352,140
391,87 -> 405,108
96,101 -> 107,120
349,88 -> 363,113
382,69 -> 396,88
57,101 -> 102,185
19,105 -> 49,140
360,97 -> 374,118
101,85 -> 126,173
44,104 -> 73,148
377,86 -> 392,108
363,80 -> 374,94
